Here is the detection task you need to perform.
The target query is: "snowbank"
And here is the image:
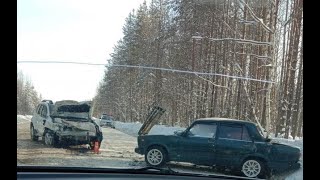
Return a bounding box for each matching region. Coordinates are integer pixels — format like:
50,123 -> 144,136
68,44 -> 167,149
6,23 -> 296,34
17,115 -> 32,124
114,121 -> 185,137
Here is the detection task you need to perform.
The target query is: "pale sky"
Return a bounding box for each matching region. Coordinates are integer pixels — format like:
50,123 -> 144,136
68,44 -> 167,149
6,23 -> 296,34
17,0 -> 146,102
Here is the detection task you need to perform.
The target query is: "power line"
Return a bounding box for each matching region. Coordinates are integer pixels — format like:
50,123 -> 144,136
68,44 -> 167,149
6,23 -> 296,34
17,61 -> 106,66
111,64 -> 275,83
17,61 -> 274,83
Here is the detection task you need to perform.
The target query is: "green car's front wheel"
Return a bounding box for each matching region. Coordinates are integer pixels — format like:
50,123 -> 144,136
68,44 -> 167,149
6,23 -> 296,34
145,146 -> 167,167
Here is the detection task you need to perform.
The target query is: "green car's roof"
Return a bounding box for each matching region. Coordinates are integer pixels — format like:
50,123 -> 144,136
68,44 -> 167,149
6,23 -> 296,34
195,118 -> 256,125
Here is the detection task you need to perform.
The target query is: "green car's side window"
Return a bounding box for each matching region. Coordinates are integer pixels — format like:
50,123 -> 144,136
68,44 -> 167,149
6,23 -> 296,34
188,123 -> 217,138
218,124 -> 252,141
242,126 -> 252,141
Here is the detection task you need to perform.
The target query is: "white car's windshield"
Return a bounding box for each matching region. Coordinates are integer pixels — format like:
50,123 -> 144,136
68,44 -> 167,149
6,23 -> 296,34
17,0 -> 303,179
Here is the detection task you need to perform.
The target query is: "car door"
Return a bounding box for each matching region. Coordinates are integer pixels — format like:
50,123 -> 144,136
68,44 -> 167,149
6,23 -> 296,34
38,104 -> 49,135
214,123 -> 255,167
176,122 -> 217,165
32,105 -> 42,133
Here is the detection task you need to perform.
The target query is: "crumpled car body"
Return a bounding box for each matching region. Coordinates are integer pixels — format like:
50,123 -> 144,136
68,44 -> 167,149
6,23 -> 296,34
30,100 -> 103,148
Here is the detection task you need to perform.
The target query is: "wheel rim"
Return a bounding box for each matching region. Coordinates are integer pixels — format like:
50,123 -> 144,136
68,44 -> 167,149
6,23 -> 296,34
44,132 -> 53,145
242,160 -> 261,177
147,149 -> 163,166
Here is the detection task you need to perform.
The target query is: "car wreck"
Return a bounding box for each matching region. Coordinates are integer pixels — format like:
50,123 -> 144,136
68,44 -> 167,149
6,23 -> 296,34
30,100 -> 103,149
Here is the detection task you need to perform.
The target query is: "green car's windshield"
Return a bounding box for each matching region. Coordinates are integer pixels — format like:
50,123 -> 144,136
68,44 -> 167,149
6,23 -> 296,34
17,0 -> 303,179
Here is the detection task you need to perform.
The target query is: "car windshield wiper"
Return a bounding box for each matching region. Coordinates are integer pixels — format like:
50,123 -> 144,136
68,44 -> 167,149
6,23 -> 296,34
17,166 -> 176,175
131,166 -> 177,174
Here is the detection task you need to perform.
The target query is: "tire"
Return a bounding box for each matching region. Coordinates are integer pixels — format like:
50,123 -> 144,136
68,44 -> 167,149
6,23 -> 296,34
43,130 -> 58,147
145,146 -> 167,167
241,159 -> 267,178
30,124 -> 38,141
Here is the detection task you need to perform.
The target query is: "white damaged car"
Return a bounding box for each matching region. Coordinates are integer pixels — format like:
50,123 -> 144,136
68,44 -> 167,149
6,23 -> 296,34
30,100 -> 103,149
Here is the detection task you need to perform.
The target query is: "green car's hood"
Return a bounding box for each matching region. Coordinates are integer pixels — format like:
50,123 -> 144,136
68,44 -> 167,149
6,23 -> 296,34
138,106 -> 166,136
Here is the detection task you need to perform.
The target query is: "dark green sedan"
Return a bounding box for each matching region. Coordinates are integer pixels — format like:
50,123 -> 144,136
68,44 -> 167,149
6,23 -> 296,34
135,118 -> 301,178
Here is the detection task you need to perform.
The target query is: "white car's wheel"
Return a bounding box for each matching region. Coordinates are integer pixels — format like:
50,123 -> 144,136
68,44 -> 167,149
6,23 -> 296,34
241,159 -> 264,178
44,131 -> 57,146
145,146 -> 167,167
30,124 -> 38,141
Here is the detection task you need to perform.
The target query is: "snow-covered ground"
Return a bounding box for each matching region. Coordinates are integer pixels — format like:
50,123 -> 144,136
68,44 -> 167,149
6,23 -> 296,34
17,115 -> 32,124
17,115 -> 303,179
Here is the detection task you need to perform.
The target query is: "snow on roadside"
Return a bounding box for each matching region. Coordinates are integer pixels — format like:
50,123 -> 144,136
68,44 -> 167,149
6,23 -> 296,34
114,121 -> 185,137
17,115 -> 32,124
284,169 -> 303,180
